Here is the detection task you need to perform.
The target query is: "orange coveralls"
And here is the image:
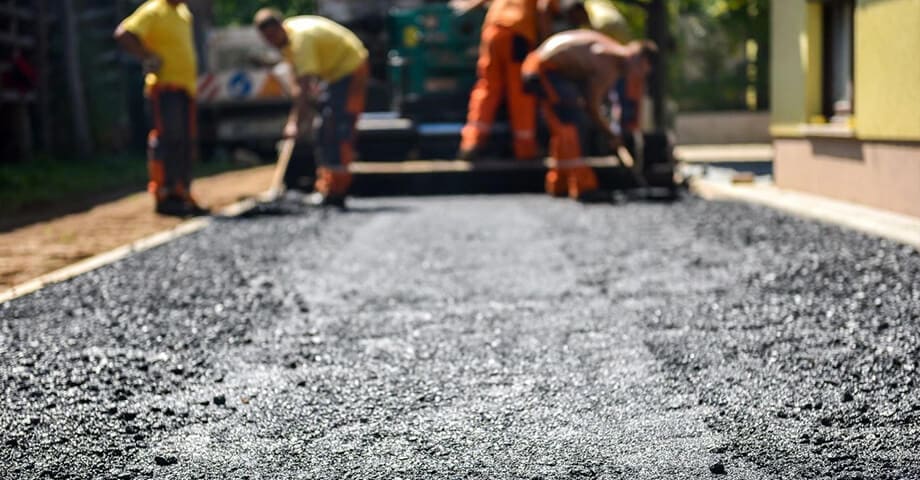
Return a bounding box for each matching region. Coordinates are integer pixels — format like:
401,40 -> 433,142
460,0 -> 556,160
522,52 -> 599,198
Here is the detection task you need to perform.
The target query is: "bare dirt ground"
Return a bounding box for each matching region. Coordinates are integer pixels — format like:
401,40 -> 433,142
0,166 -> 274,290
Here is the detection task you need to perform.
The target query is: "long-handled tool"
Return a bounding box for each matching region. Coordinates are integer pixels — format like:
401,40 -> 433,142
617,145 -> 648,188
259,137 -> 296,202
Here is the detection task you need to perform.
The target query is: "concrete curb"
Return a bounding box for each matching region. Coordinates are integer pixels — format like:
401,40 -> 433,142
0,200 -> 257,305
692,178 -> 920,250
675,144 -> 774,164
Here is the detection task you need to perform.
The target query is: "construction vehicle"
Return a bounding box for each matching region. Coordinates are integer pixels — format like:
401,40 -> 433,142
195,26 -> 293,159
194,0 -> 677,195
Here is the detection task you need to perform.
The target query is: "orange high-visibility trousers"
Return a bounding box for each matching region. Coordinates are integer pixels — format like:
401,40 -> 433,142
521,55 -> 598,198
147,85 -> 197,203
314,61 -> 368,197
461,24 -> 538,160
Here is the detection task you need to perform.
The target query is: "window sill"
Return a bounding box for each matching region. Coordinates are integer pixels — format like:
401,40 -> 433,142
771,122 -> 857,139
800,123 -> 856,139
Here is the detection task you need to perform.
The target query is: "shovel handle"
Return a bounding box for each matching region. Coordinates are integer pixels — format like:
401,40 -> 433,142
268,138 -> 297,196
617,145 -> 648,187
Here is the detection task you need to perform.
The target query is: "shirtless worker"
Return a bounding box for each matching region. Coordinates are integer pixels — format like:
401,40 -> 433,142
115,0 -> 208,217
450,0 -> 559,161
521,30 -> 657,201
254,9 -> 368,208
562,0 -> 644,145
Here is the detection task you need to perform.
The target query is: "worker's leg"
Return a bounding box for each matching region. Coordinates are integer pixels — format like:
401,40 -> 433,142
505,34 -> 538,160
147,88 -> 189,205
460,25 -> 511,157
542,103 -> 582,197
315,62 -> 368,198
146,91 -> 167,205
178,93 -> 198,202
541,72 -> 598,198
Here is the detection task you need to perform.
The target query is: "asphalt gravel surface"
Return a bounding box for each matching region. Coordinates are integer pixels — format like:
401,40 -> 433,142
1,194 -> 918,479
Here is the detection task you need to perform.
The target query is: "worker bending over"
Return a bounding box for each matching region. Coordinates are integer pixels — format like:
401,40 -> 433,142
522,30 -> 656,201
563,0 -> 644,140
255,9 -> 368,208
115,0 -> 208,217
451,0 -> 559,161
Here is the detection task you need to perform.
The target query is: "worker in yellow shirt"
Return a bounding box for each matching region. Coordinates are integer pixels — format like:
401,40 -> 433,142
114,0 -> 208,217
254,9 -> 369,208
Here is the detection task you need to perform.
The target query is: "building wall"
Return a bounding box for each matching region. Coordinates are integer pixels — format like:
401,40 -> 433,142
770,1 -> 808,129
775,138 -> 920,218
770,0 -> 920,219
854,0 -> 920,141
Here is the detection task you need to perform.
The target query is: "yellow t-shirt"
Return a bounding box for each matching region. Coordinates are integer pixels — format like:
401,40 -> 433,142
584,0 -> 632,43
120,0 -> 198,95
282,16 -> 368,83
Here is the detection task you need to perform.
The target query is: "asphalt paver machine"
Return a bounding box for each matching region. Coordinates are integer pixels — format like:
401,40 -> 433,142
300,0 -> 678,196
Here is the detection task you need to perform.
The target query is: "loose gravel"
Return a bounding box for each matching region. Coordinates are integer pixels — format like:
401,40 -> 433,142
1,195 -> 917,479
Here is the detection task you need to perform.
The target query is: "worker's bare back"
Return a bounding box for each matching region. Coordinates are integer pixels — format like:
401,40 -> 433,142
536,29 -> 628,81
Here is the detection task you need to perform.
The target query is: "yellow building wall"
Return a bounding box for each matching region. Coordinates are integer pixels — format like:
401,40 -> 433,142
770,1 -> 808,130
854,0 -> 920,141
770,2 -> 824,135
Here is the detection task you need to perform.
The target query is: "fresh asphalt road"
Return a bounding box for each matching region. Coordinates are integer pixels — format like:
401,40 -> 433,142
1,195 -> 918,479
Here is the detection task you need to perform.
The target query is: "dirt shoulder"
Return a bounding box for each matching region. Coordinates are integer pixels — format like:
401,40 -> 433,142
0,165 -> 274,290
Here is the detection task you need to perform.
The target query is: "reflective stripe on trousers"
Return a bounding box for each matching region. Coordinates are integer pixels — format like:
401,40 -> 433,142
521,60 -> 599,197
460,24 -> 538,159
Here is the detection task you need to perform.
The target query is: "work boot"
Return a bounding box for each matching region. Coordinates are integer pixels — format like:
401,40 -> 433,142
180,192 -> 211,217
184,200 -> 211,217
575,189 -> 612,204
457,147 -> 481,162
155,196 -> 190,217
305,192 -> 347,209
155,196 -> 210,217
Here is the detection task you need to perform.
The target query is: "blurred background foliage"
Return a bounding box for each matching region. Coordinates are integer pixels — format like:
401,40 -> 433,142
210,0 -> 769,111
610,0 -> 769,111
669,0 -> 770,111
214,0 -> 316,26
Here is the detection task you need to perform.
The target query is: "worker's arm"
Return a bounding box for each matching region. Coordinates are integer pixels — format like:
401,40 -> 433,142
284,74 -> 319,139
113,26 -> 161,73
585,76 -> 620,145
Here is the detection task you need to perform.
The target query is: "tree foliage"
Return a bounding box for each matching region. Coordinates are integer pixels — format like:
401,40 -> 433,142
213,0 -> 316,26
668,0 -> 770,111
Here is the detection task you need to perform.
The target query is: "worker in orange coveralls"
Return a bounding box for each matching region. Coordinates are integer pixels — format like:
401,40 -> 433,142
255,8 -> 369,208
451,0 -> 560,161
522,30 -> 657,201
115,0 -> 209,217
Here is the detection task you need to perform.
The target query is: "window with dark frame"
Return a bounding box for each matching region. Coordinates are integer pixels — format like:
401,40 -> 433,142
822,0 -> 854,123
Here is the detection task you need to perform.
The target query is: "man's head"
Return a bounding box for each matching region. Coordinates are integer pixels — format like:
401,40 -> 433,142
254,8 -> 288,49
631,40 -> 658,77
561,0 -> 589,28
